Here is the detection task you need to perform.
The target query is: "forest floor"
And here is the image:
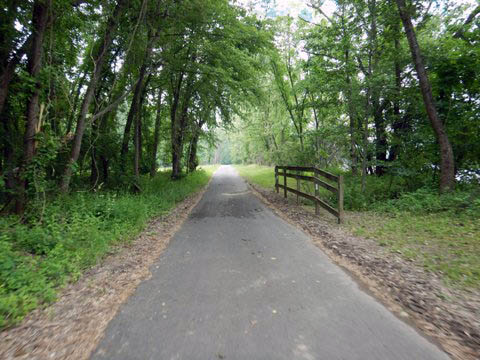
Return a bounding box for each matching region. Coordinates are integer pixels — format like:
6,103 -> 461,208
0,168 -> 216,360
235,165 -> 480,360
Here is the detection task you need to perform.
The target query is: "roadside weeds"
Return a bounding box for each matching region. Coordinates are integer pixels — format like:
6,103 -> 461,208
0,185 -> 208,360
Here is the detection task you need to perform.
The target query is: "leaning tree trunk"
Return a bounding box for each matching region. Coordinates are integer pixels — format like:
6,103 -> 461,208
395,0 -> 455,192
60,0 -> 127,192
16,0 -> 50,214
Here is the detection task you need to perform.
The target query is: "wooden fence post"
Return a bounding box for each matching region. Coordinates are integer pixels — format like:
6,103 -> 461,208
283,169 -> 287,198
275,166 -> 279,193
338,175 -> 344,224
315,180 -> 319,215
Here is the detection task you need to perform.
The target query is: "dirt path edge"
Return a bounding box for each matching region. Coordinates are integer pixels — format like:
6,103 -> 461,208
247,182 -> 480,360
0,181 -> 211,360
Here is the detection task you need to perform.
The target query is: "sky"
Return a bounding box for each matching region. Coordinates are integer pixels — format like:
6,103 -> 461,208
237,0 -> 477,20
236,0 -> 336,19
272,0 -> 336,18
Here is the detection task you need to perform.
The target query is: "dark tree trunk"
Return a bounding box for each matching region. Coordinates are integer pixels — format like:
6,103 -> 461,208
0,0 -> 27,116
171,101 -> 189,179
187,132 -> 199,173
187,119 -> 205,173
169,69 -> 186,179
61,0 -> 127,192
101,155 -> 109,183
373,98 -> 387,176
90,140 -> 99,186
120,89 -> 137,173
66,72 -> 86,135
16,0 -> 50,214
133,75 -> 150,179
133,111 -> 141,179
150,89 -> 163,177
120,34 -> 154,173
0,1 -> 20,65
89,80 -> 107,187
396,0 -> 455,192
0,117 -> 18,212
389,35 -> 403,163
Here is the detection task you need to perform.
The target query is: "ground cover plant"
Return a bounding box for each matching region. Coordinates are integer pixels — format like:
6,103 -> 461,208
0,166 -> 217,329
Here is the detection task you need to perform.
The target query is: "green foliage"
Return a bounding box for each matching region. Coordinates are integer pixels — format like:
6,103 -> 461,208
0,169 -> 212,329
234,165 -> 275,188
373,186 -> 480,217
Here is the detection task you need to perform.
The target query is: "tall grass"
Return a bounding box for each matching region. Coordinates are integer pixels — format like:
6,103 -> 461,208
0,168 -> 215,329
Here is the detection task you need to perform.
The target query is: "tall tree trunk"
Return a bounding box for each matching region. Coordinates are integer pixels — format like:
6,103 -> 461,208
169,69 -> 186,179
133,110 -> 141,179
89,80 -> 108,187
187,131 -> 199,173
395,0 -> 455,192
389,35 -> 403,163
16,0 -> 50,214
345,80 -> 358,172
187,120 -> 205,173
60,0 -> 127,192
133,75 -> 150,179
120,34 -> 154,173
345,68 -> 358,174
66,71 -> 86,135
361,86 -> 370,193
373,98 -> 387,175
150,89 -> 163,177
171,100 -> 189,179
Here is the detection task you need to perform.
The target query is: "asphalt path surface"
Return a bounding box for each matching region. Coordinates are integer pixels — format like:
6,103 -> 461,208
92,165 -> 449,360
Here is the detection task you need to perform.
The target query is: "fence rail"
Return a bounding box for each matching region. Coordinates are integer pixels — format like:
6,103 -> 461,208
274,165 -> 344,224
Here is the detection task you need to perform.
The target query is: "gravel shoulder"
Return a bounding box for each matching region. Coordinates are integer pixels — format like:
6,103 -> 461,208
247,182 -> 480,360
0,185 -> 209,360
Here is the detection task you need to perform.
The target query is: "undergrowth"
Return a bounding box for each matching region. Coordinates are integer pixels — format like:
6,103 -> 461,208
0,167 -> 215,329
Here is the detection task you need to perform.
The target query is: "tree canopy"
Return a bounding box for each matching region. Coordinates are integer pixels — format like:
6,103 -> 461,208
1,0 -> 479,214
224,0 -> 480,193
0,0 -> 272,213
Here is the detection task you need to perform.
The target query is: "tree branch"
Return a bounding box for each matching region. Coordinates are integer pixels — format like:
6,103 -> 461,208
453,5 -> 480,39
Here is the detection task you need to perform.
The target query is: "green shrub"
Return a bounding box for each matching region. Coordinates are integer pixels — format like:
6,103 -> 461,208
0,170 -> 212,329
373,186 -> 480,217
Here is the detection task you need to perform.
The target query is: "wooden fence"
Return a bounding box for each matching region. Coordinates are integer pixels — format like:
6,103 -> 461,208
275,166 -> 344,224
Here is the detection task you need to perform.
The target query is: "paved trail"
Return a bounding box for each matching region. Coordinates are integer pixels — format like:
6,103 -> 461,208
92,165 -> 449,360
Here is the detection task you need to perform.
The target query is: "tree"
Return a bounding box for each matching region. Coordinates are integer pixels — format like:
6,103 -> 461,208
61,0 -> 129,192
395,0 -> 455,192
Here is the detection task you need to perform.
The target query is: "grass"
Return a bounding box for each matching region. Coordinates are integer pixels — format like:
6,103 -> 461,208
233,164 -> 321,196
234,164 -> 480,289
234,164 -> 275,188
0,166 -> 217,329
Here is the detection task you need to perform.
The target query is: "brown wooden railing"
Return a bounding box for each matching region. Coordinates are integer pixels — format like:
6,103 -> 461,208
275,166 -> 344,224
